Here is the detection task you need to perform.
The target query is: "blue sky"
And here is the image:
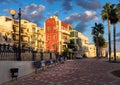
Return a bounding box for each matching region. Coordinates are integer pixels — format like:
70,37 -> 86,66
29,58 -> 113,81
0,0 -> 120,51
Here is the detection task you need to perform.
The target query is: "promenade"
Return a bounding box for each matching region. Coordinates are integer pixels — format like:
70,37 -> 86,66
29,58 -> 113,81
1,58 -> 120,85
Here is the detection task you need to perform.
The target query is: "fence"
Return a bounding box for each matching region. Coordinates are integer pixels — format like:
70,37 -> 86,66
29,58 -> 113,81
0,44 -> 56,61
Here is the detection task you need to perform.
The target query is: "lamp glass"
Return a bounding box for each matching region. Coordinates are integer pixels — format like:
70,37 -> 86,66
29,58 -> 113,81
10,10 -> 16,16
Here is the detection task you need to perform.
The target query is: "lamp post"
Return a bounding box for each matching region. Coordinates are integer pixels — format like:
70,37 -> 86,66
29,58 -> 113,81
10,8 -> 21,61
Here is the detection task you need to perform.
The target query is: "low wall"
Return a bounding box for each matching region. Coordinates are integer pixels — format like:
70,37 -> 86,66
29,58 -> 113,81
0,61 -> 34,84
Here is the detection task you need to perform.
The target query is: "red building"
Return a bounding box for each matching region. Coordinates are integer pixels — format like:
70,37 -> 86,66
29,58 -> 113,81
44,16 -> 72,53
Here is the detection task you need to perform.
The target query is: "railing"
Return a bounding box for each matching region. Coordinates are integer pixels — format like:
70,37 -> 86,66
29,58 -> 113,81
0,44 -> 57,61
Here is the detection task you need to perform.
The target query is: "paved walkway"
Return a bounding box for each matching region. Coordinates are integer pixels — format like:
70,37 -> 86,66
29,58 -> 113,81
2,58 -> 120,85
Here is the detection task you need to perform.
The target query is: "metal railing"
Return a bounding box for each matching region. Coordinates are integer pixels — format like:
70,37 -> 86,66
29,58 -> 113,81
0,44 -> 56,61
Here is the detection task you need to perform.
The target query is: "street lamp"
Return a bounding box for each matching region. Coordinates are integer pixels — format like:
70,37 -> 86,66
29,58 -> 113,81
10,8 -> 21,61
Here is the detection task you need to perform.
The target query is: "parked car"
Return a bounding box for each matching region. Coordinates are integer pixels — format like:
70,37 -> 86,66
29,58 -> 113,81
76,55 -> 82,59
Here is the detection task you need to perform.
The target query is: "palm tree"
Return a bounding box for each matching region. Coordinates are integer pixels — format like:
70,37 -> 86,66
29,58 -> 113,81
113,3 -> 120,61
109,3 -> 120,61
109,4 -> 118,61
91,23 -> 104,58
98,35 -> 107,57
101,2 -> 112,61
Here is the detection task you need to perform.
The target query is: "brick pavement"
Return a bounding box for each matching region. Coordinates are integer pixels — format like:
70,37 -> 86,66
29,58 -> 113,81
1,58 -> 120,85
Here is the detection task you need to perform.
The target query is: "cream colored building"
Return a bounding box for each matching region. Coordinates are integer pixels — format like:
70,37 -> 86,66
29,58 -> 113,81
0,16 -> 44,51
77,32 -> 96,58
0,16 -> 13,45
86,44 -> 96,57
37,27 -> 44,52
77,32 -> 89,56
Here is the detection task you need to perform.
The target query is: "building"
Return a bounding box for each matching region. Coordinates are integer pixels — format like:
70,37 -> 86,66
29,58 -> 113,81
37,27 -> 44,52
77,32 -> 89,56
77,32 -> 96,58
21,20 -> 38,50
0,16 -> 44,51
44,16 -> 72,54
0,16 -> 13,45
69,30 -> 79,58
86,44 -> 96,57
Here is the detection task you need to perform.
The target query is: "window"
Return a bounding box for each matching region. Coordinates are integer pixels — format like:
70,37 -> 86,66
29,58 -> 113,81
6,17 -> 12,22
48,36 -> 50,40
53,44 -> 57,50
47,27 -> 50,30
70,32 -> 74,37
54,35 -> 56,39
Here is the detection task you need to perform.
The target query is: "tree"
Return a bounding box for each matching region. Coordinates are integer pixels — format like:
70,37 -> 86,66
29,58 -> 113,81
109,4 -> 118,61
111,3 -> 120,61
91,23 -> 104,58
103,3 -> 120,61
62,47 -> 68,56
98,35 -> 107,57
101,2 -> 112,61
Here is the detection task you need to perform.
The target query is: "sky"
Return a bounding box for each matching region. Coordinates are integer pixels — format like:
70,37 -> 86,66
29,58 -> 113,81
0,0 -> 120,52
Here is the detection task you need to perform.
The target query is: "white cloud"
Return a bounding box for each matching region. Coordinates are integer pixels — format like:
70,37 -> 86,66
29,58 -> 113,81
22,3 -> 45,25
85,11 -> 96,16
77,0 -> 101,10
64,10 -> 98,33
31,11 -> 38,15
64,10 -> 98,23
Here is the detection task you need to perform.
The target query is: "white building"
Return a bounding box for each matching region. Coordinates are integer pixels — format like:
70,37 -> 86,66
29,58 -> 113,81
77,32 -> 96,58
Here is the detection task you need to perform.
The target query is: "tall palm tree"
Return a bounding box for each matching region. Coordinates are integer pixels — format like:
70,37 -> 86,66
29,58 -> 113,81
109,4 -> 118,61
91,23 -> 104,57
101,2 -> 112,61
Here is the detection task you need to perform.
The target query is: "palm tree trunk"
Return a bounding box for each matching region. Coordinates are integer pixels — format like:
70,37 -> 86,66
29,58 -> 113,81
100,47 -> 102,57
108,20 -> 111,61
96,37 -> 99,58
113,23 -> 116,61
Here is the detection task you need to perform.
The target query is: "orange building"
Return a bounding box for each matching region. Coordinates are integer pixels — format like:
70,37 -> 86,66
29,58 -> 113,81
44,16 -> 72,53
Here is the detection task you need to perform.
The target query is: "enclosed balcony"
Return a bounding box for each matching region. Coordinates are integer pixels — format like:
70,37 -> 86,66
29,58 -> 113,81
21,37 -> 28,42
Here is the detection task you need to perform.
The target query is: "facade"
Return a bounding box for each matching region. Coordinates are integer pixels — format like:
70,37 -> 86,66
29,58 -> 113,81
69,30 -> 79,58
37,27 -> 44,52
69,30 -> 96,58
0,16 -> 44,51
0,16 -> 13,45
70,30 -> 79,50
44,16 -> 72,54
77,32 -> 89,56
0,16 -> 96,56
86,44 -> 96,57
77,32 -> 96,58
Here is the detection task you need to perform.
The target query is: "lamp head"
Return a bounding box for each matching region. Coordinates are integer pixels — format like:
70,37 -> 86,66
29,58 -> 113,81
10,9 -> 16,18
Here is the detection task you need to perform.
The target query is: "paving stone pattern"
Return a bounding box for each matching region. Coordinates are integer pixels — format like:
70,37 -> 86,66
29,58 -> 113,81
2,58 -> 120,85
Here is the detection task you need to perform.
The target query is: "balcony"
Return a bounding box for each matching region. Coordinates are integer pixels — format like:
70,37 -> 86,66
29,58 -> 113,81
61,30 -> 70,35
13,26 -> 19,32
13,37 -> 19,41
62,39 -> 70,44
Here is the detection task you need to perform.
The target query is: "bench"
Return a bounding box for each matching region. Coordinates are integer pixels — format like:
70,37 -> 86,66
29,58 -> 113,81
45,60 -> 51,67
52,59 -> 58,65
33,61 -> 42,73
10,68 -> 19,81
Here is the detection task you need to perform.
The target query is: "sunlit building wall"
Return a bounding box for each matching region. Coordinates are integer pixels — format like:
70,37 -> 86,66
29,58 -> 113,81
21,20 -> 44,51
0,16 -> 14,45
0,16 -> 44,51
37,27 -> 44,52
0,16 -> 29,48
86,44 -> 96,57
77,32 -> 96,57
44,16 -> 72,53
77,32 -> 89,56
21,20 -> 38,50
